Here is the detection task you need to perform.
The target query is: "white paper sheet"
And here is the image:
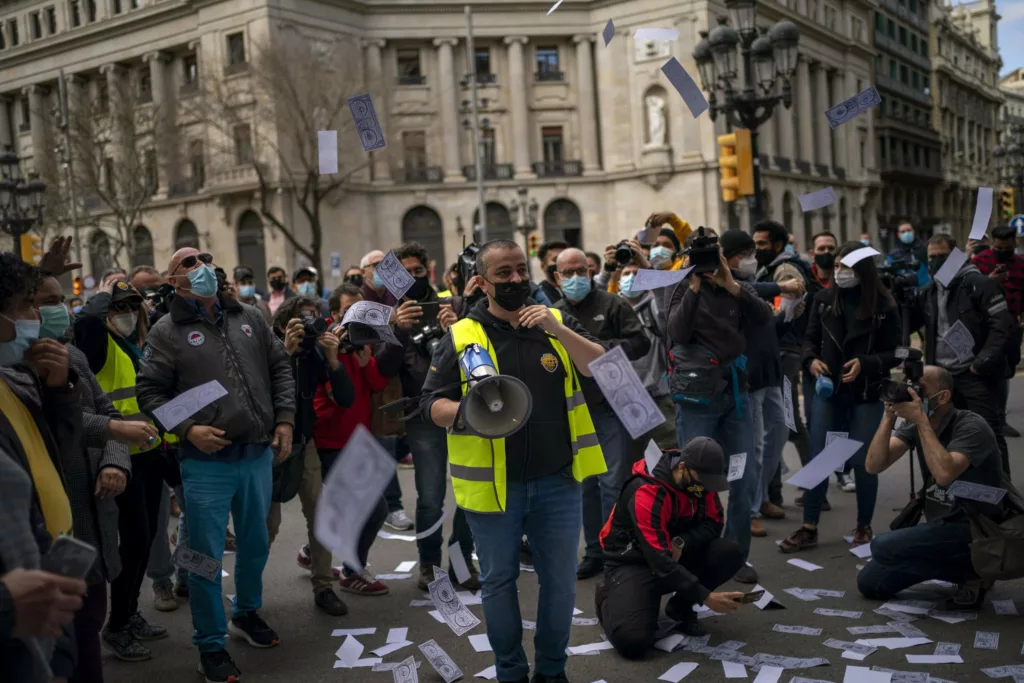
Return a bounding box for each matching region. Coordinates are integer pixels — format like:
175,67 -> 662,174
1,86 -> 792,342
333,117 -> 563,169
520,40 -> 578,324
546,0 -> 564,14
474,665 -> 497,680
722,661 -> 746,678
632,266 -> 693,292
850,543 -> 873,559
371,641 -> 412,656
654,633 -> 686,652
333,658 -> 382,669
727,453 -> 747,482
567,641 -> 614,655
932,247 -> 968,288
783,376 -> 796,431
468,633 -> 492,653
378,531 -> 417,542
787,558 -> 823,572
752,665 -> 783,683
906,655 -> 963,664
374,573 -> 412,580
992,598 -> 1018,615
662,57 -> 709,118
785,437 -> 863,489
644,440 -> 663,474
634,28 -> 680,41
799,187 -> 838,212
449,542 -> 471,584
153,380 -> 228,431
573,608 -> 583,615
969,187 -> 994,240
395,561 -> 417,573
855,637 -> 932,649
332,628 -> 376,636
881,602 -> 933,615
752,584 -> 777,610
843,665 -> 892,682
427,610 -> 444,623
415,499 -> 455,540
658,662 -> 699,682
841,246 -> 881,267
318,130 -> 338,175
336,635 -> 364,665
387,627 -> 408,643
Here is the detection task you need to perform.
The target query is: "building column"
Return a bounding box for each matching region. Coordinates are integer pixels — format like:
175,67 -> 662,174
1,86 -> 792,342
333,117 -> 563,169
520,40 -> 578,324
595,25 -> 632,169
796,58 -> 813,165
22,86 -> 52,180
831,71 -> 847,173
573,34 -> 600,173
0,96 -> 11,148
144,51 -> 179,191
814,64 -> 832,171
100,63 -> 131,177
433,38 -> 462,181
504,36 -> 533,179
777,91 -> 795,162
362,39 -> 391,183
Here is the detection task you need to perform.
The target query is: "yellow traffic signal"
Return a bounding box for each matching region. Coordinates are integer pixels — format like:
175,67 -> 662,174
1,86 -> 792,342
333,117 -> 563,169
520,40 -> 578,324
527,233 -> 540,256
1002,188 -> 1016,220
72,277 -> 83,296
19,233 -> 44,265
717,129 -> 754,203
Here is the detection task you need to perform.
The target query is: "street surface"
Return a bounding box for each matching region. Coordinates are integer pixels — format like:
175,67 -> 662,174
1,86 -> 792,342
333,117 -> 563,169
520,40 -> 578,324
108,378 -> 1024,683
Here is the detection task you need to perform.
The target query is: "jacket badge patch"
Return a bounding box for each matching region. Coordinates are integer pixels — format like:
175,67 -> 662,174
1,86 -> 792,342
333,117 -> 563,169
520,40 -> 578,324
540,353 -> 559,373
241,324 -> 253,337
187,331 -> 205,346
142,345 -> 153,361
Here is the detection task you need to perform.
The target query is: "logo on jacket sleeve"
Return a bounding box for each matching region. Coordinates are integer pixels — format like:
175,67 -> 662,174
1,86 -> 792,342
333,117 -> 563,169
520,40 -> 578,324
142,345 -> 153,361
540,353 -> 559,373
187,331 -> 205,346
240,324 -> 253,337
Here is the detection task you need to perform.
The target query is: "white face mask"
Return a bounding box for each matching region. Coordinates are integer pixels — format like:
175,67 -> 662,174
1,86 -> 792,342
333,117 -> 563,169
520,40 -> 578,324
737,255 -> 757,279
111,312 -> 138,338
834,270 -> 859,289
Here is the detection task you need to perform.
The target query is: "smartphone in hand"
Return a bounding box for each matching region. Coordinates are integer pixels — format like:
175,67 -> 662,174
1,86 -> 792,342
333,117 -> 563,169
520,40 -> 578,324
42,535 -> 98,580
733,589 -> 765,604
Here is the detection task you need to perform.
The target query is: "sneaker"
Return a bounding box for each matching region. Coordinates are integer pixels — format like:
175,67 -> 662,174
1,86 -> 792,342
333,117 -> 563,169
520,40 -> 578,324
417,565 -> 433,591
759,502 -> 786,519
297,544 -> 312,572
734,566 -> 759,584
128,612 -> 168,641
1004,422 -> 1020,438
750,519 -> 768,537
339,568 -> 390,596
532,674 -> 569,683
852,525 -> 873,545
198,649 -> 241,683
228,612 -> 279,648
152,582 -> 179,612
385,509 -> 414,531
174,579 -> 190,598
779,526 -> 818,553
225,529 -> 237,553
449,560 -> 481,591
398,455 -> 414,469
102,626 -> 152,661
839,473 -> 856,492
942,578 -> 992,611
314,588 -> 349,616
576,556 -> 604,580
520,538 -> 533,567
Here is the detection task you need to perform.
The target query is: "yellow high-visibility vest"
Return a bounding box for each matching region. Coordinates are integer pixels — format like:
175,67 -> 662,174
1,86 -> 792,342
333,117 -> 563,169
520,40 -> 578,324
94,334 -> 161,455
447,309 -> 606,513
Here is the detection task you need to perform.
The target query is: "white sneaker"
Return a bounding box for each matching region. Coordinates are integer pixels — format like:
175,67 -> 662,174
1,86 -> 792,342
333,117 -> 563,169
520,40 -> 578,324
839,473 -> 856,492
385,510 -> 414,531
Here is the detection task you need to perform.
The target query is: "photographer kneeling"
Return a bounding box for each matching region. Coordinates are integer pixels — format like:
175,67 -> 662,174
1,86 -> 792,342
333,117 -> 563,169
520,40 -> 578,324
860,365 -> 1006,607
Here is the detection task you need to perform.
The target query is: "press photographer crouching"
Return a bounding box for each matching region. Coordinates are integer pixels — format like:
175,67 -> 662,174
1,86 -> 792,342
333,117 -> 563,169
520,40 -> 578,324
861,365 -> 1007,608
595,438 -> 745,659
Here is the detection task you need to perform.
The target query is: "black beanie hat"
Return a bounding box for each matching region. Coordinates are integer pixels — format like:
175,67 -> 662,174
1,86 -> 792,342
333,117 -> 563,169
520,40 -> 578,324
719,229 -> 755,259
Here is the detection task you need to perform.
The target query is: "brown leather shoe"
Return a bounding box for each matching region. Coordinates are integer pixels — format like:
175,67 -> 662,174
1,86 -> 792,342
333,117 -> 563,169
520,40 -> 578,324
751,519 -> 768,537
779,526 -> 818,553
760,502 -> 786,519
852,525 -> 873,546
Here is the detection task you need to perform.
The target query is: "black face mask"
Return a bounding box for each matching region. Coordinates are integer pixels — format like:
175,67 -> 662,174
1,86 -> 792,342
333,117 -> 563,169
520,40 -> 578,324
814,252 -> 835,271
270,279 -> 287,292
407,275 -> 431,301
344,273 -> 364,288
545,263 -> 558,282
995,249 -> 1014,263
927,255 -> 948,277
488,279 -> 532,312
754,248 -> 777,268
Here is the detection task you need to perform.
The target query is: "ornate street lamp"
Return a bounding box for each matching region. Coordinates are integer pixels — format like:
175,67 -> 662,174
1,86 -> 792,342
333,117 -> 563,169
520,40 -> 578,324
694,0 -> 800,225
0,146 -> 47,241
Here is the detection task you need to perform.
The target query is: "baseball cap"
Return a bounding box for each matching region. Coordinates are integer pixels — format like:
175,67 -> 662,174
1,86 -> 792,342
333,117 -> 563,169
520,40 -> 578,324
293,266 -> 317,281
234,266 -> 254,281
110,281 -> 144,306
670,436 -> 729,492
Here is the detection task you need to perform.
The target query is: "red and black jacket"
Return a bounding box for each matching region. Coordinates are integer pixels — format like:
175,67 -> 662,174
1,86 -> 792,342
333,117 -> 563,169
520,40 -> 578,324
599,456 -> 724,605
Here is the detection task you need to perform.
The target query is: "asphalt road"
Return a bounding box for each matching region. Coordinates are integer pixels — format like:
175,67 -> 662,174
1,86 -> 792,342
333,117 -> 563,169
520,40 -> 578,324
108,380 -> 1024,683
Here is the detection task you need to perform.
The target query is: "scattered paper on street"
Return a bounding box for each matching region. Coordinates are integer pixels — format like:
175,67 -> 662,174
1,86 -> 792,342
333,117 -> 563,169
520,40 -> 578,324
468,633 -> 492,653
786,438 -> 863,490
773,624 -> 823,635
906,654 -> 963,664
658,662 -> 698,682
974,631 -> 999,649
815,608 -> 863,619
991,599 -> 1017,615
788,558 -> 823,572
395,561 -> 417,573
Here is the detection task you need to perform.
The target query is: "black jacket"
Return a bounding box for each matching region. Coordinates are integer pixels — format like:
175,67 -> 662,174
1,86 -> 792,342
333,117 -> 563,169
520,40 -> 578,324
398,289 -> 444,420
420,298 -> 602,482
599,456 -> 724,606
667,279 -> 773,367
539,280 -> 562,305
756,251 -> 818,351
745,279 -> 785,392
801,288 -> 903,403
908,265 -> 1013,378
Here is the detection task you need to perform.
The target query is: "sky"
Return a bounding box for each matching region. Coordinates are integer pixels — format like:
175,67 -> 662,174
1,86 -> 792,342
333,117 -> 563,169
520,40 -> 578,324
998,0 -> 1024,73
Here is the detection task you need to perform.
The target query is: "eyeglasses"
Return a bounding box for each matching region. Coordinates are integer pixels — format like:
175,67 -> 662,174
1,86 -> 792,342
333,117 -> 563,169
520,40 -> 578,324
173,253 -> 214,274
559,267 -> 589,278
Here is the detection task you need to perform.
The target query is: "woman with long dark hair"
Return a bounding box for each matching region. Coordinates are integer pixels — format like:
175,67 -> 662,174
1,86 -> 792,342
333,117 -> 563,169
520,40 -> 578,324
780,242 -> 902,553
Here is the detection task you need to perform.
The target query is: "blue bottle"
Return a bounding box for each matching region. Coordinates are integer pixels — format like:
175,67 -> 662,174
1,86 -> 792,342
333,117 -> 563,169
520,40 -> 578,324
816,375 -> 834,398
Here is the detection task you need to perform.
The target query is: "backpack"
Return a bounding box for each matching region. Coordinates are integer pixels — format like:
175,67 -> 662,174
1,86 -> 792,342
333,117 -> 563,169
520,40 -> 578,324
963,475 -> 1024,581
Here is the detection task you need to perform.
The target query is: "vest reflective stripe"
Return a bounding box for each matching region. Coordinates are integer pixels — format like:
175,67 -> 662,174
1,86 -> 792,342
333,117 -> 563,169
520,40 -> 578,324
447,309 -> 607,513
94,334 -> 161,455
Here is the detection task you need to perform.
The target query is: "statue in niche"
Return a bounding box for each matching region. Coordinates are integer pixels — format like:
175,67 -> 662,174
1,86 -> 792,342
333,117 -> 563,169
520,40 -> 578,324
645,95 -> 667,147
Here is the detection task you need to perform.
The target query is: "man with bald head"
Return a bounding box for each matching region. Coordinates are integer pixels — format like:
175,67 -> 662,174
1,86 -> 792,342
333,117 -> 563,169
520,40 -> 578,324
554,247 -> 651,579
863,365 -> 1006,608
137,247 -> 296,683
360,249 -> 399,307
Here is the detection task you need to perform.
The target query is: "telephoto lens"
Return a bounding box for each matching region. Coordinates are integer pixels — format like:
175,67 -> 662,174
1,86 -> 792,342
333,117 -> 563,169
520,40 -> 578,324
615,241 -> 633,266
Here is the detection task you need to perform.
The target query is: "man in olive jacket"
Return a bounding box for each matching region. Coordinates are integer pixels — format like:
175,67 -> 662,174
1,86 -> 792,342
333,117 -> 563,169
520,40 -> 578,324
137,247 -> 295,683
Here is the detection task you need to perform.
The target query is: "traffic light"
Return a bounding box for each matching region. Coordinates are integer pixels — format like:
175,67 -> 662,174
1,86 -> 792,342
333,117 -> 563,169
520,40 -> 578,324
19,233 -> 43,265
1002,188 -> 1016,221
527,233 -> 540,256
72,277 -> 83,297
717,129 -> 754,203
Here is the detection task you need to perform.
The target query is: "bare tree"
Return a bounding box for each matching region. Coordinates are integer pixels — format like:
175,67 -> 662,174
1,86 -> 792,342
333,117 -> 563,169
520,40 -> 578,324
185,31 -> 369,281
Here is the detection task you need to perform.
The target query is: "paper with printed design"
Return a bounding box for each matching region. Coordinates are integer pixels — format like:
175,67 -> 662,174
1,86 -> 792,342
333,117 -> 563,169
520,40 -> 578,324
825,85 -> 881,128
947,479 -> 1006,504
974,631 -> 999,649
153,380 -> 228,431
418,639 -> 463,683
783,376 -> 796,431
588,345 -> 665,439
727,453 -> 747,482
348,93 -> 386,152
375,249 -> 415,300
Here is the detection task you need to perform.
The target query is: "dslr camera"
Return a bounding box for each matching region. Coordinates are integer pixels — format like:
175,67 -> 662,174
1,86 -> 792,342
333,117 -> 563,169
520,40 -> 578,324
455,243 -> 481,297
298,311 -> 326,353
614,241 -> 634,266
687,226 -> 721,275
877,265 -> 917,307
879,348 -> 924,403
412,324 -> 445,357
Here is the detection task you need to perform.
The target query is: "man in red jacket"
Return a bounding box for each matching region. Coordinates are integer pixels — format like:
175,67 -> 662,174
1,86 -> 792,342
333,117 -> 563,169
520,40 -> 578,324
595,437 -> 746,659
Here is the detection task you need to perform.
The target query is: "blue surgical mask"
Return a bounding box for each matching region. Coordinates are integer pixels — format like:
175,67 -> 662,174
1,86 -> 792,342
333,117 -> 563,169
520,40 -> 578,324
187,264 -> 219,298
372,269 -> 384,289
899,231 -> 915,245
860,239 -> 871,247
297,282 -> 318,297
650,246 -> 674,269
72,305 -> 83,315
924,392 -> 944,417
619,273 -> 636,297
0,318 -> 41,366
238,285 -> 255,299
39,305 -> 71,340
784,244 -> 796,254
561,275 -> 591,302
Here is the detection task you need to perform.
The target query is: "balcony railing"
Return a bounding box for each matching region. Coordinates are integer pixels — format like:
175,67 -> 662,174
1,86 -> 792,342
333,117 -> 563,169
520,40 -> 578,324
399,74 -> 426,86
223,61 -> 249,76
532,159 -> 582,177
474,73 -> 496,85
880,0 -> 925,30
400,166 -> 444,184
167,177 -> 203,197
876,75 -> 932,106
535,70 -> 564,82
462,163 -> 513,181
874,31 -> 931,71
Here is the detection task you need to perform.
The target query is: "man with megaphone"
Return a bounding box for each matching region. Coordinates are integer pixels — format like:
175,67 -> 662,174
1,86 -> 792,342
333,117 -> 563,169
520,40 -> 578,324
421,238 -> 608,683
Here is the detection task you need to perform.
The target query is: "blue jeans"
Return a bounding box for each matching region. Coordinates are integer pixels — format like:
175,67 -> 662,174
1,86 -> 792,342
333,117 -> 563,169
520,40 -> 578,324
802,395 -> 882,527
857,521 -> 975,600
147,487 -> 174,588
749,386 -> 787,516
179,448 -> 272,652
674,391 -> 757,560
406,420 -> 474,565
582,404 -> 632,560
465,472 -> 583,681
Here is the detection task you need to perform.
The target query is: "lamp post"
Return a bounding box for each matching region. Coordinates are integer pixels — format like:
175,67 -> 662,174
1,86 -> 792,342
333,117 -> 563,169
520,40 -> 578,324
693,0 -> 799,226
509,186 -> 539,277
995,124 -> 1024,216
0,147 -> 47,259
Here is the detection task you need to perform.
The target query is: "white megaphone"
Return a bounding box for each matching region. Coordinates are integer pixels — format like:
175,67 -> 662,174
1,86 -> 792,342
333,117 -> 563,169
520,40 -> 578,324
456,343 -> 533,439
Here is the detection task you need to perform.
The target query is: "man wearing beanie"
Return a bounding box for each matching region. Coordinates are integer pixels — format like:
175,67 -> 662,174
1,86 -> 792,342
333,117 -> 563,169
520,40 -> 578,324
595,437 -> 745,659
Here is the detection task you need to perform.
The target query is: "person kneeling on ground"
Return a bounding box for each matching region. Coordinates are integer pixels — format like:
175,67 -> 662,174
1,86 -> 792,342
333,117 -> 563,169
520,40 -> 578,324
861,365 -> 1007,609
595,437 -> 746,659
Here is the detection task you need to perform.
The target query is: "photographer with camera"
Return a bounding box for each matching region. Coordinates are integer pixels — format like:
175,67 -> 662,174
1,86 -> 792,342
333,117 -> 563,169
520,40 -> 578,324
668,227 -> 772,581
233,266 -> 272,321
264,296 -> 354,616
861,365 -> 1005,607
908,233 -> 1014,475
553,248 -> 650,580
885,221 -> 930,288
781,243 -> 902,554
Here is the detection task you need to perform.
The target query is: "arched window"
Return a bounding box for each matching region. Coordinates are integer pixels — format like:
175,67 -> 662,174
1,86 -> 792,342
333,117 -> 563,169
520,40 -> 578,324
401,206 -> 445,283
236,211 -> 267,290
542,199 -> 582,246
175,219 -> 200,250
89,231 -> 113,281
472,202 -> 515,242
131,225 -> 155,267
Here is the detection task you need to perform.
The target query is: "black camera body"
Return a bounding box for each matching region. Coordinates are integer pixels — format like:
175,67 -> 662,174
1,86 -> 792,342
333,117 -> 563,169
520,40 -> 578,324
878,265 -> 917,307
615,241 -> 633,266
687,226 -> 720,275
299,312 -> 326,352
411,324 -> 445,357
879,348 -> 924,403
455,243 -> 481,297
